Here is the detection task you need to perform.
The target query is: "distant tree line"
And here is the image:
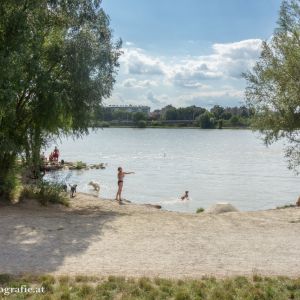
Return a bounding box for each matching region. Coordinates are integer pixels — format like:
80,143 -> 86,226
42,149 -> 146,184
93,105 -> 254,129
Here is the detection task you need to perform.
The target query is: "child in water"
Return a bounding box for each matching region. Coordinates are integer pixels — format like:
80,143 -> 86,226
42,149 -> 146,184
181,191 -> 189,201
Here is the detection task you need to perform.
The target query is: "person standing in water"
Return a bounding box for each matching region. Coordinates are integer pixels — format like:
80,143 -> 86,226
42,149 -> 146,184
115,167 -> 135,203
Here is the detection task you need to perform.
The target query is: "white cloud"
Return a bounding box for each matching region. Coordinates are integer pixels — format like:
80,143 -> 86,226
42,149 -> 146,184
122,78 -> 158,88
120,48 -> 166,75
169,39 -> 262,87
112,39 -> 263,108
213,39 -> 262,60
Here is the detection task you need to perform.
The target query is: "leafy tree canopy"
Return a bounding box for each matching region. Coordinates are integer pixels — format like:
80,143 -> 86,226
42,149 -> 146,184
244,0 -> 300,172
0,0 -> 121,196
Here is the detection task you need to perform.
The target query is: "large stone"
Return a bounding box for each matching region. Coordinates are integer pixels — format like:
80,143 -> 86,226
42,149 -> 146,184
206,202 -> 239,214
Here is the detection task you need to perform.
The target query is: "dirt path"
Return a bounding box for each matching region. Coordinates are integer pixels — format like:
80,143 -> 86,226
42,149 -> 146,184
1,193 -> 300,278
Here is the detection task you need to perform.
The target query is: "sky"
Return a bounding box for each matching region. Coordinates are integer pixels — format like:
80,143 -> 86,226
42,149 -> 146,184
101,0 -> 282,110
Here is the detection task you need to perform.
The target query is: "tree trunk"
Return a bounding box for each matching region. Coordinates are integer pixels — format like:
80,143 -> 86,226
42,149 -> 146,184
0,152 -> 16,200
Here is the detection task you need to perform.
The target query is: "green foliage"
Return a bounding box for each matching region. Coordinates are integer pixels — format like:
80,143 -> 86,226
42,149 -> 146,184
137,120 -> 147,128
74,161 -> 87,170
210,105 -> 225,120
196,207 -> 205,213
133,112 -> 147,123
0,1 -> 121,197
230,115 -> 240,127
99,121 -> 110,128
1,274 -> 300,299
217,119 -> 223,129
197,112 -> 215,129
21,181 -> 69,206
244,0 -> 300,172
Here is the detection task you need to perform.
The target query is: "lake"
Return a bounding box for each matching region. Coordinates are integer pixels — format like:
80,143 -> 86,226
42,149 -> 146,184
45,128 -> 300,213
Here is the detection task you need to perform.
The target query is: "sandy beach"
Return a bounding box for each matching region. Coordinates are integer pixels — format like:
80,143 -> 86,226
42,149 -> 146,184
1,193 -> 300,278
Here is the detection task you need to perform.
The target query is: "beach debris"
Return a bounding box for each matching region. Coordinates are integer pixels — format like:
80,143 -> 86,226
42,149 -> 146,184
206,202 -> 239,214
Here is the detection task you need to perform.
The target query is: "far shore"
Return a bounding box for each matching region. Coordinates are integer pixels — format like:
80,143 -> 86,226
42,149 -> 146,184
95,125 -> 250,130
1,192 -> 300,278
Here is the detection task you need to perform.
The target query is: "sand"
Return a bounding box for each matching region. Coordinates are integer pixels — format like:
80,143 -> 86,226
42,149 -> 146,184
0,193 -> 300,278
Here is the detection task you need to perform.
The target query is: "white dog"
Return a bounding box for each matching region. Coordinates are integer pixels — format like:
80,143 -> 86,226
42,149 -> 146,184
88,181 -> 100,192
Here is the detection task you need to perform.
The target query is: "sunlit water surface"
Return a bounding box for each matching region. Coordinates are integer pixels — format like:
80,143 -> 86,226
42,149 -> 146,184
45,128 -> 299,213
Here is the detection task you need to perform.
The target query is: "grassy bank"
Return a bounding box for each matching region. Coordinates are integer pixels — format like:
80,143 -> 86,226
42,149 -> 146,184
1,274 -> 300,299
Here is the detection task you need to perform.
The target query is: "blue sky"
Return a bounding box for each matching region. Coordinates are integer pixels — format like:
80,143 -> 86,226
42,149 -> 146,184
102,0 -> 282,109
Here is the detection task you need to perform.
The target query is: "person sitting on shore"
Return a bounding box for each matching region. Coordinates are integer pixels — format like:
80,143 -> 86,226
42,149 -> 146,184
115,167 -> 135,204
181,191 -> 189,201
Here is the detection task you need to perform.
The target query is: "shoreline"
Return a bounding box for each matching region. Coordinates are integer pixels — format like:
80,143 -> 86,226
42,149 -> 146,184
1,193 -> 300,278
94,125 -> 250,130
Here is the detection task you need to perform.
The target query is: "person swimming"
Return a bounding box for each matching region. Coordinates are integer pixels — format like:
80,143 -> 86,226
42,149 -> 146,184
181,191 -> 189,201
115,167 -> 135,204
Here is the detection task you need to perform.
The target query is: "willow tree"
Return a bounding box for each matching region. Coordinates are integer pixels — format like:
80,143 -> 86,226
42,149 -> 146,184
244,0 -> 300,172
0,0 -> 121,197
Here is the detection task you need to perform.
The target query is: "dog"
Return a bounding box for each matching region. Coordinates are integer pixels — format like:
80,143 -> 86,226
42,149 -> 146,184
296,196 -> 300,207
88,181 -> 100,192
68,184 -> 77,198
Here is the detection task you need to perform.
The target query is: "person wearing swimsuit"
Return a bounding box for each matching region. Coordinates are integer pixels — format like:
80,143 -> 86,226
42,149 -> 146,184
115,167 -> 134,204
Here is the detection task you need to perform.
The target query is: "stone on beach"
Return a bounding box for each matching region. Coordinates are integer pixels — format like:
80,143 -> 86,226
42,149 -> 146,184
206,202 -> 239,214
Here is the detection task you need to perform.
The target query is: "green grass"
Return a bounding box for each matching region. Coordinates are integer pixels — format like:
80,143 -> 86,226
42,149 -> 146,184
1,274 -> 300,299
20,181 -> 69,207
196,207 -> 205,213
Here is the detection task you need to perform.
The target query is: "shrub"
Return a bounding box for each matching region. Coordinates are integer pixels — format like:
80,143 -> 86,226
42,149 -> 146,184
137,120 -> 147,128
229,115 -> 240,126
99,121 -> 110,128
21,181 -> 69,206
196,207 -> 205,213
151,121 -> 162,127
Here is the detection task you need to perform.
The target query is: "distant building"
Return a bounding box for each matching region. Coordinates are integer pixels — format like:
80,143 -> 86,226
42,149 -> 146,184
106,105 -> 151,115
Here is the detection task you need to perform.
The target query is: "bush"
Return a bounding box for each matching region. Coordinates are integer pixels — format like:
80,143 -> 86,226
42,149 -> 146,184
229,115 -> 240,126
133,112 -> 147,123
196,207 -> 205,213
99,121 -> 110,128
21,181 -> 69,206
137,120 -> 147,128
151,121 -> 162,127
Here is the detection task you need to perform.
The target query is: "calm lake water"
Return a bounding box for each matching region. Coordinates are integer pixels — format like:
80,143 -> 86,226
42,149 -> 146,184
45,128 -> 299,213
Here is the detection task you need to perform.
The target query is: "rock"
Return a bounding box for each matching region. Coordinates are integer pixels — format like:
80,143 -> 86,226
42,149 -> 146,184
90,163 -> 106,170
206,202 -> 239,214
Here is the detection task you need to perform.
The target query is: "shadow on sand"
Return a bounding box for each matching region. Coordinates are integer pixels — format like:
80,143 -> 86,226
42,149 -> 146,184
0,199 -> 122,274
